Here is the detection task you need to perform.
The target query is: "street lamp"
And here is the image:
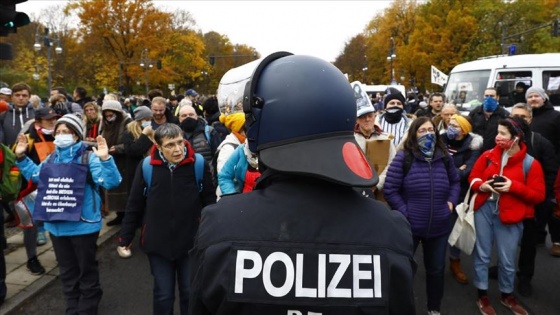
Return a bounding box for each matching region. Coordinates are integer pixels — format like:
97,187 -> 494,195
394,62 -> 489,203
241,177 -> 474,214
32,65 -> 40,81
362,67 -> 368,83
387,37 -> 397,85
139,48 -> 154,96
168,83 -> 175,95
33,27 -> 62,93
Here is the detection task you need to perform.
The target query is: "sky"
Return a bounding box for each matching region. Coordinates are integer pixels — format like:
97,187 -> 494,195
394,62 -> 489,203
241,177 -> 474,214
17,0 -> 393,62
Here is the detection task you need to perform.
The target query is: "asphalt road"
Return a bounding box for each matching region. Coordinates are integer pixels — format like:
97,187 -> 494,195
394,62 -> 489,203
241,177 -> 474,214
9,231 -> 560,315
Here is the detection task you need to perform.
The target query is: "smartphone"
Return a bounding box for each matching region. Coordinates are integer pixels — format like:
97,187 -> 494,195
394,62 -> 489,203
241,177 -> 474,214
491,175 -> 506,187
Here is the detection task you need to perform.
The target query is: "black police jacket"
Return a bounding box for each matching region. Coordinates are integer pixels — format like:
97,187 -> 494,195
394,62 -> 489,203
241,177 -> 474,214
190,171 -> 416,315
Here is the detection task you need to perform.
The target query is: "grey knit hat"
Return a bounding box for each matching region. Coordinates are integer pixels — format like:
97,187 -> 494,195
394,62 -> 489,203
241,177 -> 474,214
101,100 -> 123,113
133,106 -> 153,121
55,114 -> 85,140
525,86 -> 549,101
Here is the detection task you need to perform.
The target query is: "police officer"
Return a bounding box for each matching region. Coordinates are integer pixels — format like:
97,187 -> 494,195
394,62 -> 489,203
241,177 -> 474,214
189,53 -> 416,314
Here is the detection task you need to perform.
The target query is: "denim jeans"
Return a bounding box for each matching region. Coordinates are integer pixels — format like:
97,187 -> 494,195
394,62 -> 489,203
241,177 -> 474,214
413,233 -> 448,312
147,254 -> 190,315
473,201 -> 523,294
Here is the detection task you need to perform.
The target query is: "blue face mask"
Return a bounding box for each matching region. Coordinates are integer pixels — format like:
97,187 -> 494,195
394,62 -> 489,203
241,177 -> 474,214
417,132 -> 436,158
54,134 -> 76,148
482,96 -> 498,112
446,125 -> 460,140
141,121 -> 151,128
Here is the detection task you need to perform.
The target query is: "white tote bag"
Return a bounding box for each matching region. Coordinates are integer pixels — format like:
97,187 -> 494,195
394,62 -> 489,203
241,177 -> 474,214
448,178 -> 481,255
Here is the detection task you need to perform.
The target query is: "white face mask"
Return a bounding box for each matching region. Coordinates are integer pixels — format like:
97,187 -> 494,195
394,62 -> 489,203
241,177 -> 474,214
54,134 -> 76,148
106,115 -> 116,122
141,121 -> 151,128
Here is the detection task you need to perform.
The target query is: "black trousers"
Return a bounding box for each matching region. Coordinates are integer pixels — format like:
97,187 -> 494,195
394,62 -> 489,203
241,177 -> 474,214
518,218 -> 537,280
51,232 -> 102,315
535,200 -> 560,243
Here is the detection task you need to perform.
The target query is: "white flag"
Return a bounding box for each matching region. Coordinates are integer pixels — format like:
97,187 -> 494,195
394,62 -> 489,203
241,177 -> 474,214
431,66 -> 448,86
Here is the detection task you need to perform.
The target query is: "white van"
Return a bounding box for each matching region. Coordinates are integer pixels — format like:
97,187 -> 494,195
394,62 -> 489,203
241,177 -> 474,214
444,53 -> 560,114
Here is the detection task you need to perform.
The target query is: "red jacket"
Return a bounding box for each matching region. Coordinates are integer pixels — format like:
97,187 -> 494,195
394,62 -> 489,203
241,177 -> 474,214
555,169 -> 560,205
468,143 -> 545,223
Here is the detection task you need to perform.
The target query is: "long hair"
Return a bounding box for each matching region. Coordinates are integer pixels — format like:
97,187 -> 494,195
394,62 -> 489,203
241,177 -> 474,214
126,120 -> 143,141
403,116 -> 447,155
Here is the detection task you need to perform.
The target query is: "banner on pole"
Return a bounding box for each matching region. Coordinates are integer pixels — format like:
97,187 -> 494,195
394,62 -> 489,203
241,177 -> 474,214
431,66 -> 448,86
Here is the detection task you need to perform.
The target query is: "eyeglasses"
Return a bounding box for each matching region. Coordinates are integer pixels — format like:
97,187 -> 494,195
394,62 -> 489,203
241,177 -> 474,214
417,127 -> 435,134
161,140 -> 185,150
512,114 -> 529,120
484,94 -> 497,98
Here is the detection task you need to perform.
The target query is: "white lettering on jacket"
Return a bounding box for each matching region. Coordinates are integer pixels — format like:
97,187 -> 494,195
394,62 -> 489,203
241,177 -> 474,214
234,250 -> 382,299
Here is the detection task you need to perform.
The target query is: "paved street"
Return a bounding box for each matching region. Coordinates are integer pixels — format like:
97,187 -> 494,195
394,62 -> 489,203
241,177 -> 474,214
8,230 -> 560,315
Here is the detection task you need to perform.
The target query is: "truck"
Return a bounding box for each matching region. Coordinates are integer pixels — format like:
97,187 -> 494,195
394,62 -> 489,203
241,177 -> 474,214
443,53 -> 560,114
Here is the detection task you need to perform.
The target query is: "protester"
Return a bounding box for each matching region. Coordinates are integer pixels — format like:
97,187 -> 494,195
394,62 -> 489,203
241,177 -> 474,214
118,123 -> 215,315
15,114 -> 122,314
468,117 -> 545,315
384,116 -> 460,315
217,141 -> 260,195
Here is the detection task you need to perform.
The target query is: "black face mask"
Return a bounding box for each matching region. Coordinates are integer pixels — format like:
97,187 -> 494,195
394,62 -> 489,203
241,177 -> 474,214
180,117 -> 198,132
384,107 -> 403,124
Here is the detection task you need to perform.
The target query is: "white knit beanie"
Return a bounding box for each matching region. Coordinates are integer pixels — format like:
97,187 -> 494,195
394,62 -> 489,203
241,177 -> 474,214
55,114 -> 85,140
525,86 -> 549,101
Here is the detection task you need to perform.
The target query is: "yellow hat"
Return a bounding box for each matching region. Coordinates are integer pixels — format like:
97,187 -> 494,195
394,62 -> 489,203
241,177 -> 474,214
451,114 -> 471,134
219,112 -> 245,133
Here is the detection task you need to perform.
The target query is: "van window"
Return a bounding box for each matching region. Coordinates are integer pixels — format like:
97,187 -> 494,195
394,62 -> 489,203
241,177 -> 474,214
494,71 -> 532,107
544,71 -> 560,106
445,70 -> 491,112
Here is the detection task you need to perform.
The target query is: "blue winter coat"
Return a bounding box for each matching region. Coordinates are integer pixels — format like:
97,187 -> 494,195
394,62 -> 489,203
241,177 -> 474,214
218,144 -> 248,195
17,142 -> 122,237
383,149 -> 460,238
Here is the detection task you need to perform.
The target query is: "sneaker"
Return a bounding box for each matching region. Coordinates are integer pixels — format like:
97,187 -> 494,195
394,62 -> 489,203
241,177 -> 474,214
27,256 -> 46,275
117,246 -> 132,259
427,311 -> 441,315
36,231 -> 47,246
476,296 -> 496,315
500,295 -> 528,315
550,243 -> 560,257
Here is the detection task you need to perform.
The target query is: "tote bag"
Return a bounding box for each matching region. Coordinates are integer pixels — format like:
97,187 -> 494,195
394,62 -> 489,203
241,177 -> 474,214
448,178 -> 481,255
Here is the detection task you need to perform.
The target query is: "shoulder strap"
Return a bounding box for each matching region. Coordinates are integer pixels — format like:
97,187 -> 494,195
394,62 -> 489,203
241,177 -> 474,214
142,156 -> 152,196
522,154 -> 534,182
204,125 -> 211,143
194,153 -> 204,192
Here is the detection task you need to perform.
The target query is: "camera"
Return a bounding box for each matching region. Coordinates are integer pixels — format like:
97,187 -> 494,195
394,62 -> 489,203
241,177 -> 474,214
490,175 -> 506,187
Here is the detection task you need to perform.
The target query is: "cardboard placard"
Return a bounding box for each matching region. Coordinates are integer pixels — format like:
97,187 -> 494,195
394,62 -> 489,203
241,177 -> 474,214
365,139 -> 391,203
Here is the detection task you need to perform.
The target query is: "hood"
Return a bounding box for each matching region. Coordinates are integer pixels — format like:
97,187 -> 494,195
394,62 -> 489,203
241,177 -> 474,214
468,133 -> 484,151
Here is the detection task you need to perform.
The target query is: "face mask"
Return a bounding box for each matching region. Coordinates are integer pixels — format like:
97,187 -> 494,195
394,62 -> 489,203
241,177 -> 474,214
180,117 -> 198,132
446,125 -> 460,140
495,135 -> 516,150
41,128 -> 54,135
141,121 -> 151,129
417,132 -> 436,158
482,97 -> 498,112
106,115 -> 116,122
384,107 -> 403,124
54,134 -> 76,148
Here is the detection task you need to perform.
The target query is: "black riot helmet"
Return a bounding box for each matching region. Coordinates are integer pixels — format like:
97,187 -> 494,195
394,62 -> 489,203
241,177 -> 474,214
218,52 -> 377,187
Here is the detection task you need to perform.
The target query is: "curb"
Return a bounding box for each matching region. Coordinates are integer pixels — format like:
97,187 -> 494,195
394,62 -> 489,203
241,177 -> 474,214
0,220 -> 120,315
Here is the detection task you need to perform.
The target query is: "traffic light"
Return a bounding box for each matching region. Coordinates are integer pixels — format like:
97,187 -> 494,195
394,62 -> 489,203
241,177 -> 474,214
209,55 -> 215,66
0,0 -> 30,37
553,19 -> 559,37
156,59 -> 162,69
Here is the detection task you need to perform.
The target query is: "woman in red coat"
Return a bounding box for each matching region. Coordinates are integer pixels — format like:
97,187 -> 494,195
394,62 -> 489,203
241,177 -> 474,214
468,117 -> 545,315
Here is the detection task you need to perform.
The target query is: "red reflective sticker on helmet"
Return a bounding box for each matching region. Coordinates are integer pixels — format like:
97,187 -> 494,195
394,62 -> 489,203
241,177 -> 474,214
342,142 -> 373,179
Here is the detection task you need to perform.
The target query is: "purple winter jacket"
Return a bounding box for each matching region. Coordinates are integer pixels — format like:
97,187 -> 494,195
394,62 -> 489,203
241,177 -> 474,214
383,149 -> 460,238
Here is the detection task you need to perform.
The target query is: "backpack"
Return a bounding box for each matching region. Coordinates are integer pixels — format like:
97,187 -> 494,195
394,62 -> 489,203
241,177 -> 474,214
211,143 -> 239,185
0,143 -> 22,202
402,150 -> 450,177
142,153 -> 205,195
211,121 -> 229,143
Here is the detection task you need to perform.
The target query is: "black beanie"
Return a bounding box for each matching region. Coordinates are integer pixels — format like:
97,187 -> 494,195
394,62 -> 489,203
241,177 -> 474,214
384,92 -> 406,108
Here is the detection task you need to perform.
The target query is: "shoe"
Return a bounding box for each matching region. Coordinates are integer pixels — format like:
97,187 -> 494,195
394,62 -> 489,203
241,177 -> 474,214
427,311 -> 441,315
117,246 -> 132,258
518,277 -> 533,297
488,265 -> 498,280
476,296 -> 496,315
36,231 -> 47,246
550,243 -> 560,257
27,256 -> 46,275
449,258 -> 468,284
500,295 -> 528,315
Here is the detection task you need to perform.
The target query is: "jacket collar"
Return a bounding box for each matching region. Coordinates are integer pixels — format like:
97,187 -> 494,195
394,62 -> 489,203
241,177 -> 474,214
149,140 -> 195,167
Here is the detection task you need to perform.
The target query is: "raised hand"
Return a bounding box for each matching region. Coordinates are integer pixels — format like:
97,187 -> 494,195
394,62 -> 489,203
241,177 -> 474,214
14,133 -> 28,158
92,135 -> 109,161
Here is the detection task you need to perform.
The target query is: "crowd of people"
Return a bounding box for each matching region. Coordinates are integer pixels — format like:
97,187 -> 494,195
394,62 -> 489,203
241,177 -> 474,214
0,53 -> 559,315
